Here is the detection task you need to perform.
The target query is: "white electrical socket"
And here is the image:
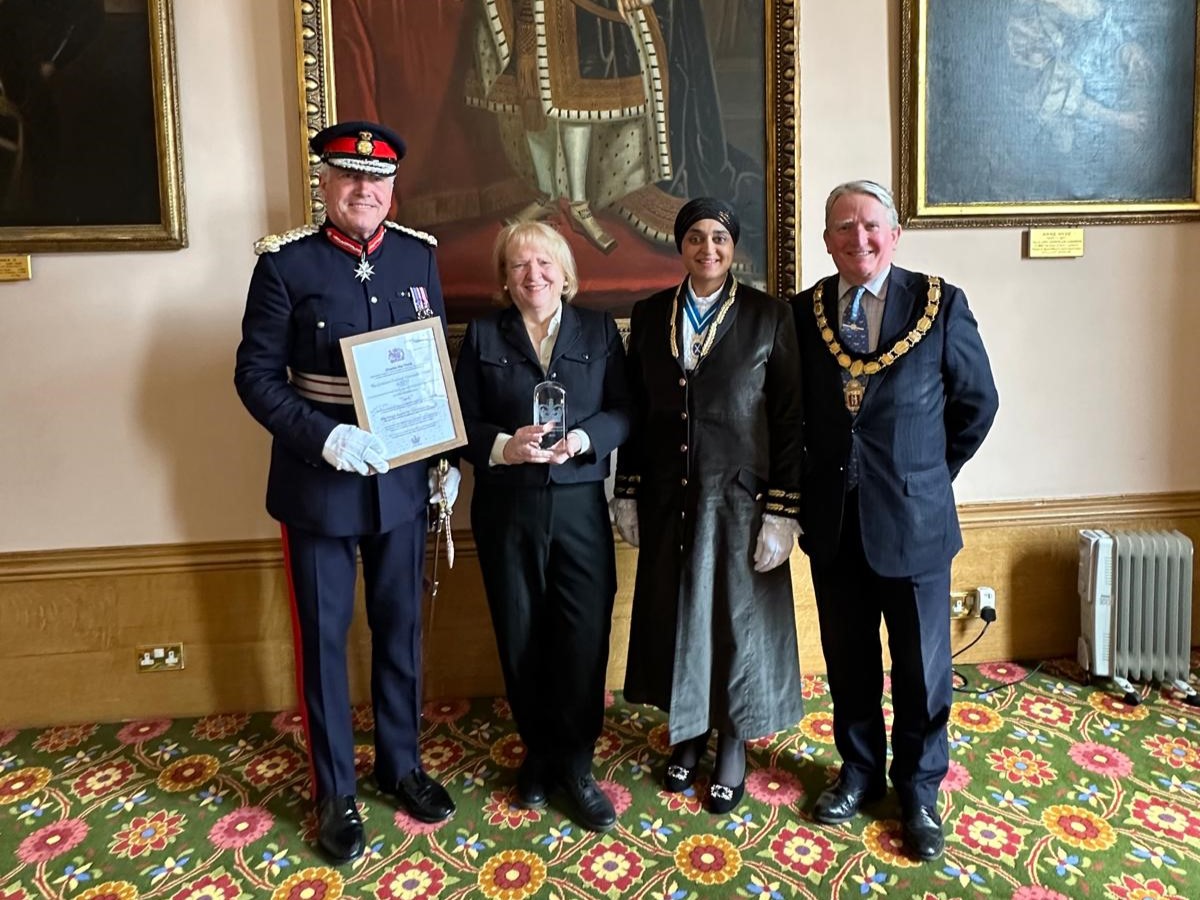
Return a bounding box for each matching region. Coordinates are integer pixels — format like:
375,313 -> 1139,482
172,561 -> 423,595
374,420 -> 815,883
977,586 -> 996,615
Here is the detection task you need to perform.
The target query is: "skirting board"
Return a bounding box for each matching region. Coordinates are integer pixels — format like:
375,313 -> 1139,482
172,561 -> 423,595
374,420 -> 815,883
1,493 -> 1198,728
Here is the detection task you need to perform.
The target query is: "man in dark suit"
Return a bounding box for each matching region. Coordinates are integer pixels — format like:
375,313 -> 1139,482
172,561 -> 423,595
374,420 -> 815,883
790,180 -> 999,861
235,120 -> 458,864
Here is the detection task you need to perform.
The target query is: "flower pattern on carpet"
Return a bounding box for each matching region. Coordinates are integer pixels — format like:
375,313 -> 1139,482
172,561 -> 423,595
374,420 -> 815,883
1,657 -> 1198,898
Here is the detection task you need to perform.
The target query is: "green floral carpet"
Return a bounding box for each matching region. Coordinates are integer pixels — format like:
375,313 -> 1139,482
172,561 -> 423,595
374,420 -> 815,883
2,657 -> 1199,900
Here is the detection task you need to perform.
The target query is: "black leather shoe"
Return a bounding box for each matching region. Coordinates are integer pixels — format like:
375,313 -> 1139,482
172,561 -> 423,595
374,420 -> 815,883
515,758 -> 548,810
707,778 -> 745,814
387,767 -> 456,823
560,773 -> 616,832
812,778 -> 886,824
902,806 -> 945,860
317,795 -> 364,864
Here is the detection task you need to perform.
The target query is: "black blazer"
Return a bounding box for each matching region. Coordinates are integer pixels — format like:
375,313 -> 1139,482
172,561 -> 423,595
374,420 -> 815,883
455,303 -> 631,486
791,266 -> 999,578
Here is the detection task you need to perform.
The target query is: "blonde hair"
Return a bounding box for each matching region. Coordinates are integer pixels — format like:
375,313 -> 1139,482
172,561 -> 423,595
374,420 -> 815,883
492,221 -> 579,304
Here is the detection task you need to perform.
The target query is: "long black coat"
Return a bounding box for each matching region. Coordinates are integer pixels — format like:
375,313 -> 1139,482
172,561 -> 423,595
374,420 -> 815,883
617,279 -> 805,742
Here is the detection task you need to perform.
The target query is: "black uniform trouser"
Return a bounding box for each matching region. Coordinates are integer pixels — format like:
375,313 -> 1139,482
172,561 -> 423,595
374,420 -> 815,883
809,493 -> 952,811
281,514 -> 426,801
472,481 -> 617,778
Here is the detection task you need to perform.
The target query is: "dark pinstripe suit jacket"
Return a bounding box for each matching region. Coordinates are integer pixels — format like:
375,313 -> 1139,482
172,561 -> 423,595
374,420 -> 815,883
790,266 -> 999,578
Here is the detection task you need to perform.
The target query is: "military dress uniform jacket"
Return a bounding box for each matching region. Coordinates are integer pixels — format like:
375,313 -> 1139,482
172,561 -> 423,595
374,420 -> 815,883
616,279 -> 805,743
791,266 -> 999,578
454,303 -> 631,485
234,221 -> 447,537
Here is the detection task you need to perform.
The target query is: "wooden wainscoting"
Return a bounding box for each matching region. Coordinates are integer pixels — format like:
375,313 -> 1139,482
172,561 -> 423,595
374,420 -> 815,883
2,493 -> 1198,728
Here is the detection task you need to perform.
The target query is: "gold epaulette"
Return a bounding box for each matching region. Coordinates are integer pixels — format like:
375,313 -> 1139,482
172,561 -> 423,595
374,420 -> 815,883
254,224 -> 319,255
385,220 -> 438,246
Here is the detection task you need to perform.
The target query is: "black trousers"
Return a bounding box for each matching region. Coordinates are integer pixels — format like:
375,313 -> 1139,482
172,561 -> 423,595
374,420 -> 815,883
472,481 -> 617,778
809,494 -> 952,811
281,514 -> 425,801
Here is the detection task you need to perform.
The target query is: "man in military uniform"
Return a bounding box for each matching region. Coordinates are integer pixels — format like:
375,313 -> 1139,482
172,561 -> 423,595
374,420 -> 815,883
235,120 -> 460,863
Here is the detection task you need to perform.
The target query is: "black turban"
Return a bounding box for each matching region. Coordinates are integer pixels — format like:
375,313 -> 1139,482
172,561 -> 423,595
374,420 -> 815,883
673,197 -> 740,252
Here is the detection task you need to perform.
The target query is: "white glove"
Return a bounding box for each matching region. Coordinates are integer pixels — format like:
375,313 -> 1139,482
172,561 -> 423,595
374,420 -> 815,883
611,497 -> 639,547
428,465 -> 461,510
321,424 -> 390,475
753,514 -> 800,573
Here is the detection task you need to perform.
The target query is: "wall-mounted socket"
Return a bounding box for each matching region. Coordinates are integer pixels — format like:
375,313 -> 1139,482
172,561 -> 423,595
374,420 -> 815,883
950,591 -> 975,618
977,586 -> 997,616
950,587 -> 998,620
136,643 -> 185,673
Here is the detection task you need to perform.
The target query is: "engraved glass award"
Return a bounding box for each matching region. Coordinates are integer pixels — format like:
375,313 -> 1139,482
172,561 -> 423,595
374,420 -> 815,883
533,381 -> 567,449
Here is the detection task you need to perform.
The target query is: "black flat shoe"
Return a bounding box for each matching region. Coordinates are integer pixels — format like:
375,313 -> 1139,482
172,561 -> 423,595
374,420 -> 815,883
385,767 -> 456,823
707,778 -> 745,814
663,762 -> 697,793
902,805 -> 945,860
560,772 -> 616,832
316,795 -> 365,864
663,733 -> 708,792
812,777 -> 886,824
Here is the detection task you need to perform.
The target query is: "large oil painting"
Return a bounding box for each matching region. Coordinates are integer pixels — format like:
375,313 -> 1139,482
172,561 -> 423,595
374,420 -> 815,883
899,0 -> 1200,227
295,0 -> 798,322
0,0 -> 186,252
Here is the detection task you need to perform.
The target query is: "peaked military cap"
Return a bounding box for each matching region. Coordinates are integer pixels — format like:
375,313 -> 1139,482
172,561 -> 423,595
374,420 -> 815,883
310,120 -> 406,176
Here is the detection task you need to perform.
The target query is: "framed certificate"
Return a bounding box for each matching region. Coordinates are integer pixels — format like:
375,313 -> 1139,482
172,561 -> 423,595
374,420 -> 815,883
339,320 -> 467,468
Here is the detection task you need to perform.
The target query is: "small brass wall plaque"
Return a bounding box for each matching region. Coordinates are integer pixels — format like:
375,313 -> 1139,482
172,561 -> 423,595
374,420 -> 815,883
0,256 -> 32,282
1027,228 -> 1084,259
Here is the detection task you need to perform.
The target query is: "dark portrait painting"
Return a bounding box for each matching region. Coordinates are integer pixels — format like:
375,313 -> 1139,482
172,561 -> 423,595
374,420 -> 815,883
0,0 -> 185,251
303,0 -> 796,322
901,0 -> 1200,226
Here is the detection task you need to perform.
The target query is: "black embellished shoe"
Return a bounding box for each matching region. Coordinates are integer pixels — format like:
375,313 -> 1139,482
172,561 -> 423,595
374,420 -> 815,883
707,778 -> 746,814
662,732 -> 709,793
663,761 -> 697,793
316,795 -> 365,864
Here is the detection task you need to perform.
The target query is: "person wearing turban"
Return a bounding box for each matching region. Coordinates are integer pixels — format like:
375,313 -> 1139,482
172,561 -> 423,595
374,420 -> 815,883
613,197 -> 805,813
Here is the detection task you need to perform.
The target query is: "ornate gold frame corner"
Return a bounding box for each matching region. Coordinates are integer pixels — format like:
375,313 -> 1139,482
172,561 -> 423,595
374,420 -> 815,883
293,0 -> 799,329
0,0 -> 187,253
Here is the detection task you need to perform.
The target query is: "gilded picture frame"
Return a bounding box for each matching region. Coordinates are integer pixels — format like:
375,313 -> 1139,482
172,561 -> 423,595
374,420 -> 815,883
293,0 -> 799,326
0,0 -> 187,252
899,0 -> 1200,228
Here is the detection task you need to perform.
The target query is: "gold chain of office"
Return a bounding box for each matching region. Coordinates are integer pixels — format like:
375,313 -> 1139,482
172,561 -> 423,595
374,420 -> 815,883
812,275 -> 943,379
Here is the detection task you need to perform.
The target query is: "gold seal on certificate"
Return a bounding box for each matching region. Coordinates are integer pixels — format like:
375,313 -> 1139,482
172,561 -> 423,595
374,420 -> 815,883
339,319 -> 467,468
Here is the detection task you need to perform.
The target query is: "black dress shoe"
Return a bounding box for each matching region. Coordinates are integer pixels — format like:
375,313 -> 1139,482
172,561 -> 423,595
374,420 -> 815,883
515,758 -> 548,810
560,772 -> 616,832
902,805 -> 945,860
812,778 -> 886,824
387,767 -> 456,823
707,778 -> 745,814
317,795 -> 365,864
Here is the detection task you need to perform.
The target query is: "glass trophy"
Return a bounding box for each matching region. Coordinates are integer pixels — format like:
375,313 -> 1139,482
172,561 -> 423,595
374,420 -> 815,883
533,381 -> 567,449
